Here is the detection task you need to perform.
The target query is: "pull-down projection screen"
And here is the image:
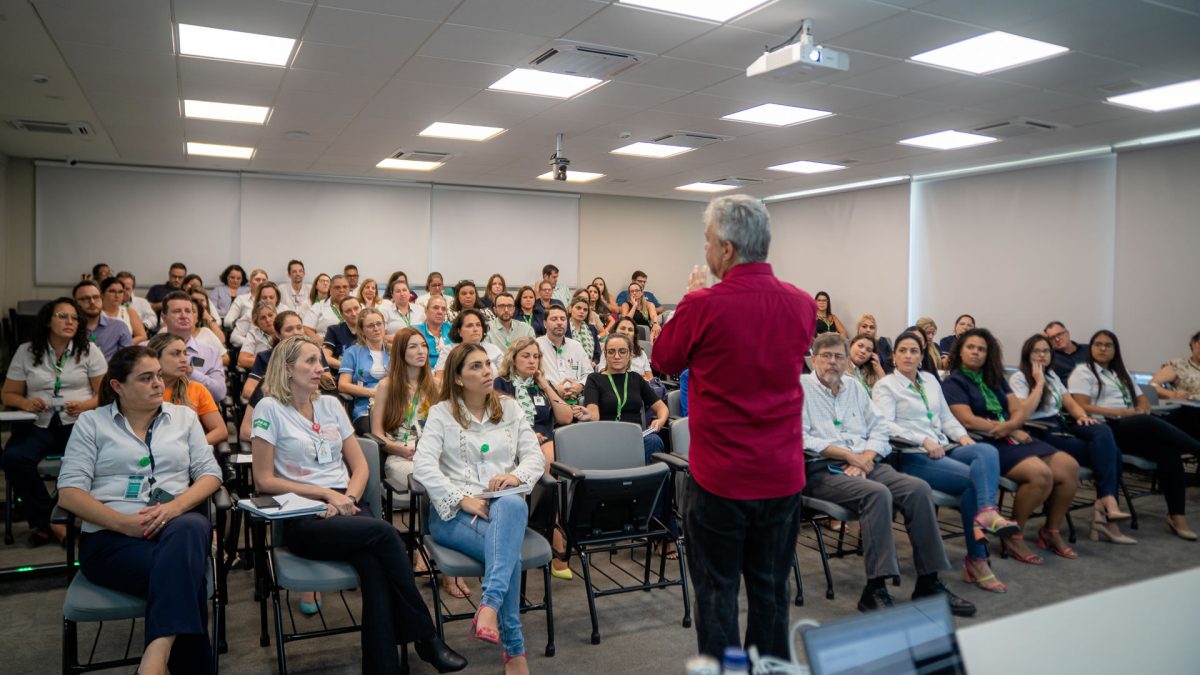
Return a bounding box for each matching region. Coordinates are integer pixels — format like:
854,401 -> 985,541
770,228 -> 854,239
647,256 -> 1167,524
35,164 -> 240,285
430,185 -> 580,288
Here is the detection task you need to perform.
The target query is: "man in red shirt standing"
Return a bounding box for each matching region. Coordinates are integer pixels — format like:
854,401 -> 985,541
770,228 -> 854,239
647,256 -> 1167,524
653,194 -> 816,661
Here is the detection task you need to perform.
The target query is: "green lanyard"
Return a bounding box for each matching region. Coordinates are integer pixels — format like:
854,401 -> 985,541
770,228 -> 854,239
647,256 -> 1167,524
908,378 -> 937,428
852,368 -> 871,396
331,304 -> 343,322
401,390 -> 420,443
51,349 -> 69,395
607,372 -> 629,419
398,308 -> 412,327
1101,370 -> 1132,407
521,315 -> 532,326
1049,381 -> 1064,412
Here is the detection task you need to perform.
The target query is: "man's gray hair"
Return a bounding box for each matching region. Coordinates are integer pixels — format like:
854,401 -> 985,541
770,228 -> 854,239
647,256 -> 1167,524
812,332 -> 847,355
704,194 -> 771,263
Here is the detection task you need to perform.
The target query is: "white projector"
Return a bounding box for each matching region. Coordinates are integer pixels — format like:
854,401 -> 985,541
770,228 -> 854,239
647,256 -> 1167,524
746,42 -> 849,82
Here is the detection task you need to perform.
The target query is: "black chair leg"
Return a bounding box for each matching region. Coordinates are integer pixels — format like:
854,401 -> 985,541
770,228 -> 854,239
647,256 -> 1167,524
578,551 -> 602,645
542,564 -> 556,657
810,520 -> 835,600
676,539 -> 692,628
792,550 -> 804,606
63,618 -> 77,675
1120,478 -> 1139,530
1066,511 -> 1077,544
272,587 -> 289,675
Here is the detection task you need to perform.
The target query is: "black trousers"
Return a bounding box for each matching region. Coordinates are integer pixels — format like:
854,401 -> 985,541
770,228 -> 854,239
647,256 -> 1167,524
283,510 -> 435,675
2,416 -> 72,529
683,477 -> 801,661
79,511 -> 212,675
1107,414 -> 1200,515
1165,406 -> 1200,443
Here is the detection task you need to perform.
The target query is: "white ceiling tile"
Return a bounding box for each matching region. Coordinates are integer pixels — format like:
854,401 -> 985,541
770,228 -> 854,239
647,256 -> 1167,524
316,0 -> 458,22
282,68 -> 390,99
264,110 -> 354,142
87,92 -> 181,125
652,92 -> 756,119
698,77 -> 826,105
173,0 -> 312,38
965,90 -> 1090,118
393,56 -> 513,89
303,5 -> 440,57
1045,102 -> 1142,128
274,86 -> 371,117
563,5 -> 718,55
831,12 -> 984,60
731,0 -> 906,40
33,0 -> 174,53
915,0 -> 1092,31
848,96 -> 955,122
519,101 -> 635,136
291,42 -> 407,78
1012,0 -> 1199,65
179,58 -> 285,104
988,52 -> 1162,100
57,43 -> 177,97
357,80 -> 481,122
184,118 -> 266,146
665,25 -> 789,69
791,84 -> 895,113
908,77 -> 1034,108
621,57 -> 741,91
447,0 -> 607,39
837,62 -> 965,97
578,81 -> 688,110
417,24 -> 550,65
445,90 -> 562,127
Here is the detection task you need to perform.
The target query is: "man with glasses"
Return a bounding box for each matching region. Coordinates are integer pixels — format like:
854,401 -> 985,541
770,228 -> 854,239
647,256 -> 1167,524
536,306 -> 592,403
1044,321 -> 1089,382
653,195 -> 816,661
304,274 -> 351,339
147,262 -> 187,312
73,280 -> 131,360
802,332 -> 975,617
161,291 -> 226,401
616,270 -> 663,310
486,292 -> 533,351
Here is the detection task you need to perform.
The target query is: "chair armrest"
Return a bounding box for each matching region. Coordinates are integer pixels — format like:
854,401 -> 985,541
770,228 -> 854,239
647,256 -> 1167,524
213,440 -> 232,457
408,475 -> 427,496
212,485 -> 232,512
889,437 -> 919,449
537,473 -> 558,488
1022,420 -> 1053,432
550,461 -> 585,481
651,452 -> 689,472
366,432 -> 390,448
238,439 -> 253,454
51,505 -> 75,525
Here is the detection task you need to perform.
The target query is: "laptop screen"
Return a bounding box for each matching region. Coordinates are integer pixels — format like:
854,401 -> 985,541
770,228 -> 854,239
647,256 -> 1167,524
802,596 -> 967,675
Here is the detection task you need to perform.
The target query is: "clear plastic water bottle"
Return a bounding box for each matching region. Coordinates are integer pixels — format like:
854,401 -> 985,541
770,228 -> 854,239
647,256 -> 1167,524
721,647 -> 750,674
684,655 -> 721,675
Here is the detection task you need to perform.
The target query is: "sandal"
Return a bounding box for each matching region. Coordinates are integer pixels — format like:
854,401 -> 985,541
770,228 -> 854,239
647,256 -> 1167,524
655,541 -> 679,561
1003,534 -> 1044,565
962,557 -> 1007,593
973,506 -> 1020,539
1036,527 -> 1077,559
442,576 -> 470,599
470,605 -> 501,645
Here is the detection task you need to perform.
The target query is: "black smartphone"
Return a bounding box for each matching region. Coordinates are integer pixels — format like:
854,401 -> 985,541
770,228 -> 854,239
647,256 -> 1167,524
249,496 -> 281,509
147,487 -> 175,505
189,356 -> 206,367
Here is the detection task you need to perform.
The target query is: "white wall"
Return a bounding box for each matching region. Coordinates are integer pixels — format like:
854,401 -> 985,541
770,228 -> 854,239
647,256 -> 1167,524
769,184 -> 911,339
1114,141 -> 1200,371
910,157 -> 1117,361
578,194 -> 704,306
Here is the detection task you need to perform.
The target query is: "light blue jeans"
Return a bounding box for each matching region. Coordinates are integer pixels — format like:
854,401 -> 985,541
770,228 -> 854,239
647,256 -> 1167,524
428,494 -> 529,656
897,443 -> 1001,560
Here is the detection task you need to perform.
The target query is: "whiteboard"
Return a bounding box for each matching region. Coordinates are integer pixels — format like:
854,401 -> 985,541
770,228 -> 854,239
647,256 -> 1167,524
239,176 -> 430,285
430,186 -> 579,289
35,164 -> 240,285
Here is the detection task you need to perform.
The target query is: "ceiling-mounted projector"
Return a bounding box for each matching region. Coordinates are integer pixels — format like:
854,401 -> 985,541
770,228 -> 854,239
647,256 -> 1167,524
746,19 -> 849,81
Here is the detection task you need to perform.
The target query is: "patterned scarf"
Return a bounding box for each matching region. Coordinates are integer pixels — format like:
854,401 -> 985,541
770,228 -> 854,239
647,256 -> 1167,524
960,366 -> 1006,421
513,375 -> 537,425
572,321 -> 594,359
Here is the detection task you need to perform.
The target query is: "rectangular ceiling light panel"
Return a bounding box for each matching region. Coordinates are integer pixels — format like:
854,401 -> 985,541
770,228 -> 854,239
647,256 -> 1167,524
768,160 -> 845,174
676,182 -> 737,192
177,24 -> 295,66
537,170 -> 605,182
183,100 -> 270,124
722,103 -> 833,126
377,158 -> 443,171
186,142 -> 254,159
419,122 -> 506,141
910,31 -> 1068,75
611,142 -> 694,158
898,130 -> 997,150
488,68 -> 604,99
619,0 -> 771,23
1106,78 -> 1200,112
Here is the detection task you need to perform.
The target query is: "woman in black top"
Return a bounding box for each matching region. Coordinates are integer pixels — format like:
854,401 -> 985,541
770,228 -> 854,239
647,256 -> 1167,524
584,334 -> 668,464
813,291 -> 847,337
513,286 -> 544,336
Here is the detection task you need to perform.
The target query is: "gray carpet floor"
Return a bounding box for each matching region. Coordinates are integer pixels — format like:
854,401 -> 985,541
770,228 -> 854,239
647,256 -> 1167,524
2,477 -> 1199,675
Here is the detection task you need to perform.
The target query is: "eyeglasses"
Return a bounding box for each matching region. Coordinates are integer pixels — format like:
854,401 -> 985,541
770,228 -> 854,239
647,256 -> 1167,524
814,352 -> 846,362
495,303 -> 515,309
1031,348 -> 1052,356
605,348 -> 630,356
1046,331 -> 1067,341
77,295 -> 102,303
362,322 -> 385,330
53,312 -> 80,322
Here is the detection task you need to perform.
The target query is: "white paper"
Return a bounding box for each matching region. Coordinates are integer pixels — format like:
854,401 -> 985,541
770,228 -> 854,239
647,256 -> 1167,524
473,484 -> 533,499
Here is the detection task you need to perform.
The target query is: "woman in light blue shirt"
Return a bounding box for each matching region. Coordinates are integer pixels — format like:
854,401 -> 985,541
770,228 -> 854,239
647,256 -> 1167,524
337,307 -> 389,435
58,346 -> 222,675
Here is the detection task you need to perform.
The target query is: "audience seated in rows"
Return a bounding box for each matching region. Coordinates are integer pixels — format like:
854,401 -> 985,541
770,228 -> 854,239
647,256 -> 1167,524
416,296 -> 453,369
380,279 -> 424,335
116,270 -> 158,332
434,309 -> 503,376
304,274 -> 351,340
146,262 -> 187,313
612,281 -> 660,341
279,259 -> 312,315
847,333 -> 885,396
230,281 -> 279,348
222,268 -> 268,337
321,296 -> 362,370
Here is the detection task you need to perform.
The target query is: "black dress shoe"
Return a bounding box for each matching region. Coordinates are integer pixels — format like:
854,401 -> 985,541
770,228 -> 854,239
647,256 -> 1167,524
415,636 -> 468,673
857,585 -> 894,613
913,578 -> 977,618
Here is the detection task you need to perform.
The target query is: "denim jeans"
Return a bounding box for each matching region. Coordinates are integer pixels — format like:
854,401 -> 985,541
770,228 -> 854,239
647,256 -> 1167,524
1032,419 -> 1121,498
684,477 -> 800,660
898,443 -> 1001,560
428,494 -> 529,656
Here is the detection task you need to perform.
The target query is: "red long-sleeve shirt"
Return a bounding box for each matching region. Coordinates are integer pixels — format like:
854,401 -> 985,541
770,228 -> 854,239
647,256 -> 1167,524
652,263 -> 816,500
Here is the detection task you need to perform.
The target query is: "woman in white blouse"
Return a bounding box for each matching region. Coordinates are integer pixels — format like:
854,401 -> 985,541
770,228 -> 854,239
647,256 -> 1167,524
1068,330 -> 1200,540
380,278 -> 425,336
223,268 -> 268,337
251,336 -> 466,675
58,346 -> 223,675
1010,334 -> 1132,544
414,344 -> 544,675
873,331 -> 1016,594
237,301 -> 277,369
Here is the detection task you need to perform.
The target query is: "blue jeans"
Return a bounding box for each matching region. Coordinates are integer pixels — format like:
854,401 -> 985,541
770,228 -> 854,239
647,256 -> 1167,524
1033,419 -> 1121,498
643,430 -> 665,463
428,494 -> 529,656
898,443 -> 1001,560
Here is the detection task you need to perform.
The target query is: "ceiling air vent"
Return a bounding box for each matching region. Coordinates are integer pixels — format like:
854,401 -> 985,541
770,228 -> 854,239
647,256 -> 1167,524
648,130 -> 732,148
529,42 -> 643,78
9,119 -> 94,136
1097,80 -> 1145,95
706,176 -> 766,187
389,150 -> 451,163
972,117 -> 1060,139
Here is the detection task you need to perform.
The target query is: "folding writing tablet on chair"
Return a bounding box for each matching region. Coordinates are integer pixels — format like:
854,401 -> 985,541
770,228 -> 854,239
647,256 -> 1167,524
801,595 -> 965,675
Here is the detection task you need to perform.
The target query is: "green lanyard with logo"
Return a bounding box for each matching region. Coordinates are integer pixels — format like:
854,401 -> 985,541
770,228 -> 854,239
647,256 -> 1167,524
51,350 -> 70,395
401,390 -> 420,443
908,377 -> 937,429
607,372 -> 629,420
331,303 -> 343,322
1101,370 -> 1132,407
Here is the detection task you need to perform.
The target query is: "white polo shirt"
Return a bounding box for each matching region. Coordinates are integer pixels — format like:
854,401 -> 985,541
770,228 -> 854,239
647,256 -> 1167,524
1009,370 -> 1069,420
304,299 -> 343,336
279,282 -> 312,314
380,300 -> 425,335
434,341 -> 503,374
1068,364 -> 1141,417
252,395 -> 354,490
536,335 -> 593,389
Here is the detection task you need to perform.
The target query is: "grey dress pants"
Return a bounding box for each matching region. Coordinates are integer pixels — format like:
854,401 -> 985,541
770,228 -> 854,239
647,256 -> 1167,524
804,461 -> 950,580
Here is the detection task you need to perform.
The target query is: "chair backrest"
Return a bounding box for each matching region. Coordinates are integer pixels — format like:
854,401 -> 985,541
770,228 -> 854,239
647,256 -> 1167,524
666,390 -> 682,417
670,417 -> 690,459
555,421 -> 645,470
636,325 -> 650,341
639,339 -> 653,361
356,435 -> 382,519
1141,383 -> 1159,406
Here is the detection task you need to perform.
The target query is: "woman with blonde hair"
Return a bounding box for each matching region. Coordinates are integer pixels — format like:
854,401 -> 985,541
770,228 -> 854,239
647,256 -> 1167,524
855,313 -> 891,369
915,317 -> 943,372
357,278 -> 379,309
146,333 -> 227,446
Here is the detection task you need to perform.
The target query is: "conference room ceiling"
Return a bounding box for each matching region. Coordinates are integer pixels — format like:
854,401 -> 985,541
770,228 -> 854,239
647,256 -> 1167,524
1,0 -> 1198,201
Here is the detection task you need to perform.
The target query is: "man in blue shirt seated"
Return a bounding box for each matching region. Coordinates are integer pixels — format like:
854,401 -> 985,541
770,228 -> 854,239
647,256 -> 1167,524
615,270 -> 662,310
146,262 -> 187,313
74,280 -> 131,360
801,332 -> 975,618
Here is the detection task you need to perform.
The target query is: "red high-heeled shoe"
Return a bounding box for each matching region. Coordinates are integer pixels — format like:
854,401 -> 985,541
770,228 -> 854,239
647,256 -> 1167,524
1036,526 -> 1077,559
470,605 -> 501,645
